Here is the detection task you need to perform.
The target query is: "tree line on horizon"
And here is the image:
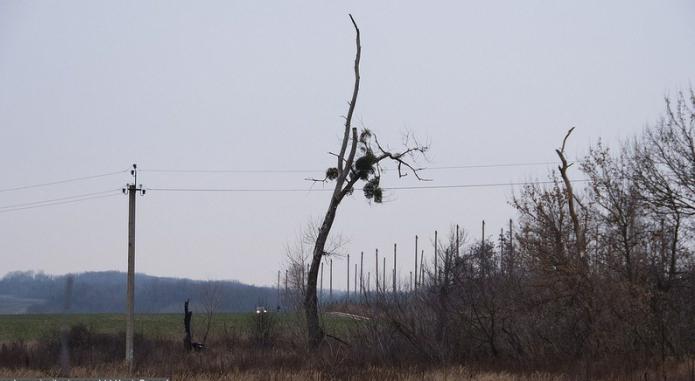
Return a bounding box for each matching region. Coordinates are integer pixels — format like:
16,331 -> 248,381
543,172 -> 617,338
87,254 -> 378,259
0,271 -> 279,314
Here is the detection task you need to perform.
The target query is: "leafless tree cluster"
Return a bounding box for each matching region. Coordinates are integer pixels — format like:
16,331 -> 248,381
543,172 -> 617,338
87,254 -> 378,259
344,92 -> 694,369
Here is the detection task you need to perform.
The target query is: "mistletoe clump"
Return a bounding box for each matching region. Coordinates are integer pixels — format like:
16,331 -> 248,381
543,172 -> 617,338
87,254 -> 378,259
354,151 -> 377,180
362,176 -> 383,203
325,167 -> 339,180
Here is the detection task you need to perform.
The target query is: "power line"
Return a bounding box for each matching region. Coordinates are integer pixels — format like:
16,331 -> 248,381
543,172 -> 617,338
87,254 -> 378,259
0,192 -> 121,214
146,179 -> 588,193
422,162 -> 556,170
0,170 -> 128,193
142,168 -> 317,174
0,162 -> 557,194
0,189 -> 122,210
139,161 -> 556,174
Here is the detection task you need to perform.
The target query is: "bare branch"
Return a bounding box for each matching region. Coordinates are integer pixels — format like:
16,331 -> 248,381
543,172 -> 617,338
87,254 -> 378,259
336,15 -> 361,173
372,133 -> 431,181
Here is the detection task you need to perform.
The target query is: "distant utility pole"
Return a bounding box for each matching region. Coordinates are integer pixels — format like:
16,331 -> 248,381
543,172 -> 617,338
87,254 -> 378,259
420,250 -> 424,287
414,235 -> 418,290
329,258 -> 333,302
382,257 -> 385,294
320,262 -> 324,299
509,219 -> 514,273
434,230 -> 438,286
346,254 -> 350,300
393,243 -> 397,294
456,224 -> 460,259
360,251 -> 364,296
122,164 -> 144,373
375,249 -> 379,294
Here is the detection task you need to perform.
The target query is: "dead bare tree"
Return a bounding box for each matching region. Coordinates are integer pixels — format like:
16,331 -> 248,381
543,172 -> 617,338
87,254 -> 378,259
556,127 -> 586,259
304,14 -> 429,347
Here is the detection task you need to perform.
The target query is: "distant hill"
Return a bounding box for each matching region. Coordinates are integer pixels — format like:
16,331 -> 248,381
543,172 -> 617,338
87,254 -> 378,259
0,271 -> 280,314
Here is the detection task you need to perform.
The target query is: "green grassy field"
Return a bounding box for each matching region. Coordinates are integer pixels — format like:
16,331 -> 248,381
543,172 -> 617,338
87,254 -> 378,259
0,312 -> 352,342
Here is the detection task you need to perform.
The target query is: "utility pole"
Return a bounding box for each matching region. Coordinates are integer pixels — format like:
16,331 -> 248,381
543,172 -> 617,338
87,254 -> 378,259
360,251 -> 364,296
382,257 -> 385,294
347,254 -> 350,301
354,263 -> 358,298
414,235 -> 418,290
456,225 -> 460,259
420,250 -> 424,287
320,262 -> 324,300
329,258 -> 333,302
375,249 -> 379,294
434,230 -> 438,286
509,219 -> 514,274
393,243 -> 397,294
481,220 -> 486,276
122,164 -> 144,373
277,270 -> 280,311
499,228 -> 504,271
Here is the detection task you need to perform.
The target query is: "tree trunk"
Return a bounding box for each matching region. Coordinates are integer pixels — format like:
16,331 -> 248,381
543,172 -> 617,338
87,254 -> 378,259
304,197 -> 341,347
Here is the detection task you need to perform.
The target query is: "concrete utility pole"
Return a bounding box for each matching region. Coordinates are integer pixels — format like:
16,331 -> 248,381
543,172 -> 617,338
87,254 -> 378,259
329,258 -> 333,301
346,254 -> 350,300
122,164 -> 144,373
393,243 -> 397,294
375,249 -> 379,294
360,251 -> 364,296
414,235 -> 418,290
434,230 -> 438,285
320,262 -> 324,299
509,219 -> 514,273
456,225 -> 460,259
382,257 -> 385,294
420,250 -> 424,286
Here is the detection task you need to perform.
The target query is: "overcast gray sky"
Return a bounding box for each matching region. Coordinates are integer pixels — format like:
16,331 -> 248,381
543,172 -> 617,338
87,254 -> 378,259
1,0 -> 693,288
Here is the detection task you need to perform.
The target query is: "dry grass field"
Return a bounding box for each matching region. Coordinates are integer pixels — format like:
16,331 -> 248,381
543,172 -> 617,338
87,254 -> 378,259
1,312 -> 694,380
4,364 -> 695,381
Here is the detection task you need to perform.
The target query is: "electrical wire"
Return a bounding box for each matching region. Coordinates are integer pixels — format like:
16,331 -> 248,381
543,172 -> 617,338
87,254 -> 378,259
146,179 -> 588,193
0,192 -> 122,214
0,189 -> 123,210
140,161 -> 556,174
0,170 -> 129,193
0,162 -> 557,194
